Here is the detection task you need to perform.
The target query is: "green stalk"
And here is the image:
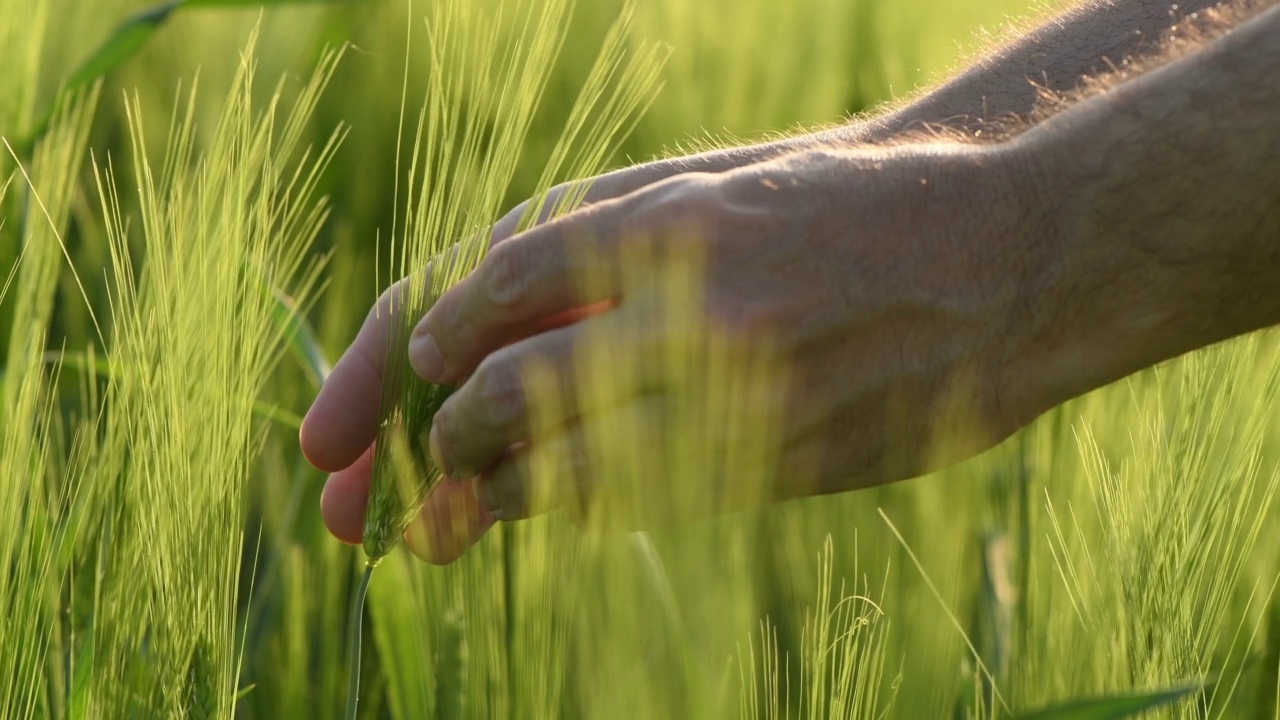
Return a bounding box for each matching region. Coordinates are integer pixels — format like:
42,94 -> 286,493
344,563 -> 375,720
362,380 -> 456,564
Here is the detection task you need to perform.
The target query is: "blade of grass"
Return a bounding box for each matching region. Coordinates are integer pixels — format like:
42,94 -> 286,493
5,133 -> 105,351
269,288 -> 331,389
42,351 -> 306,430
879,507 -> 1010,715
67,631 -> 95,720
15,0 -> 360,153
251,402 -> 305,431
17,2 -> 181,151
63,3 -> 182,94
1013,679 -> 1213,720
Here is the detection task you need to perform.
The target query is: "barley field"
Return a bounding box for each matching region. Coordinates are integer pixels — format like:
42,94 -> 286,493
3,0 -> 1279,718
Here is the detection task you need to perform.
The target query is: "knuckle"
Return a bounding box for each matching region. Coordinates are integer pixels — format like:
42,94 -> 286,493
657,174 -> 716,210
429,295 -> 468,361
481,240 -> 530,310
472,351 -> 528,432
642,175 -> 725,237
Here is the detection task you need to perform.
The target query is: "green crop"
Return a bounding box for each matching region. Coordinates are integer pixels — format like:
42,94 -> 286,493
3,0 -> 1279,718
357,0 -> 667,566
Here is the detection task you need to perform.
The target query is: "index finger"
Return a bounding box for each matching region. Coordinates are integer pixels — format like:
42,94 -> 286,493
300,272 -> 612,474
299,279 -> 406,472
300,177 -> 641,472
409,173 -> 719,384
298,203 -> 563,473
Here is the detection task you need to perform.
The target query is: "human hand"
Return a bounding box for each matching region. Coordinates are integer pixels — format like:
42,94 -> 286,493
302,139 -> 1069,563
298,139 -> 823,562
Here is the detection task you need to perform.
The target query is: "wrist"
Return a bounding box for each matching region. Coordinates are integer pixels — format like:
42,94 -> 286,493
737,141 -> 1073,433
1000,121 -> 1242,420
1004,3 -> 1280,419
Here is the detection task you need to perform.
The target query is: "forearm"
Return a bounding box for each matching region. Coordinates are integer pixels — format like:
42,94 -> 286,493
1013,1 -> 1280,410
867,0 -> 1232,136
607,0 -> 1239,183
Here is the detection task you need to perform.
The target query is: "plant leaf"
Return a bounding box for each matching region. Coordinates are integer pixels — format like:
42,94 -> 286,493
68,631 -> 95,720
64,2 -> 184,94
1015,679 -> 1212,719
16,0 -> 360,152
269,288 -> 331,390
45,351 -> 112,379
252,401 -> 304,431
20,1 -> 182,151
45,351 -> 306,429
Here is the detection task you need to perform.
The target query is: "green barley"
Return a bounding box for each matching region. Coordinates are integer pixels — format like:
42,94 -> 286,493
358,0 -> 667,565
347,1 -> 667,716
184,637 -> 218,720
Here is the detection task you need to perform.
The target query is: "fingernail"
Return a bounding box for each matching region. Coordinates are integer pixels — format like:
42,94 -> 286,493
409,332 -> 445,382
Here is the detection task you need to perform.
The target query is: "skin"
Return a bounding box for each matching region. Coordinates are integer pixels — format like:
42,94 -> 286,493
301,0 -> 1280,563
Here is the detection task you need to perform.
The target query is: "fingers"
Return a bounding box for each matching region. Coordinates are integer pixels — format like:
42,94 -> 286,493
311,173 -> 715,472
319,446 -> 375,544
472,396 -> 664,521
483,166 -> 672,256
319,444 -> 495,564
300,288 -> 394,472
429,304 -> 664,481
408,171 -> 727,385
298,241 -> 493,472
403,479 -> 497,565
300,266 -> 442,473
487,178 -> 592,243
299,232 -> 499,473
306,168 -> 728,564
408,198 -> 635,385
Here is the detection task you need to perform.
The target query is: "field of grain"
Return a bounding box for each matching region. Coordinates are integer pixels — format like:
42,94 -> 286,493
3,0 -> 1279,718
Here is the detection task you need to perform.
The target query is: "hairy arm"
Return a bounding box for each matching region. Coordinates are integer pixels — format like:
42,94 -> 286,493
299,0 -> 1278,561
396,1 -> 1280,528
1008,0 -> 1280,414
580,0 -> 1238,188
868,0 -> 1229,135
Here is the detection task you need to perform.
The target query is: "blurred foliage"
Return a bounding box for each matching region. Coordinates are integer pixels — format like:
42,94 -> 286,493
4,0 -> 1280,718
